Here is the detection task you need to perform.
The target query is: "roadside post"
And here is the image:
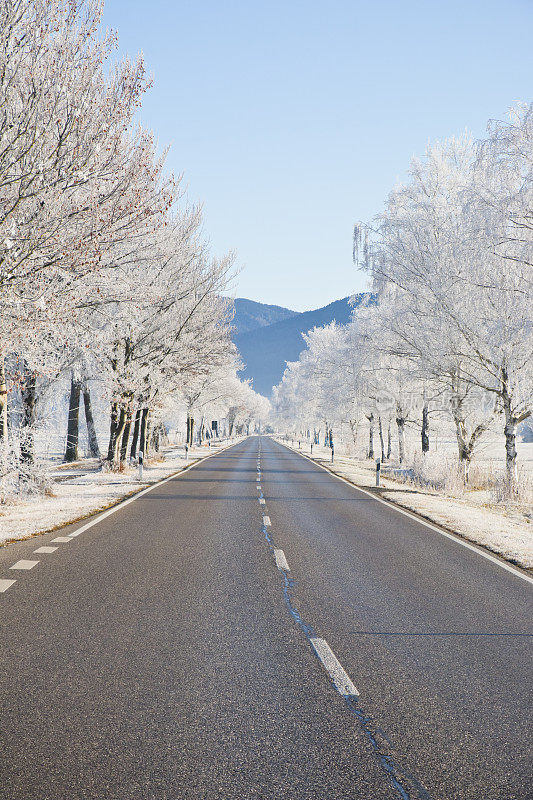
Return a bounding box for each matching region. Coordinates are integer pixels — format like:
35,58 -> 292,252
376,457 -> 381,486
185,443 -> 189,462
138,451 -> 143,481
331,443 -> 334,463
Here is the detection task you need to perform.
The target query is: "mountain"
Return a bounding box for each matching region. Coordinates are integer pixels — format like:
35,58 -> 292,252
233,294 -> 372,397
232,298 -> 299,335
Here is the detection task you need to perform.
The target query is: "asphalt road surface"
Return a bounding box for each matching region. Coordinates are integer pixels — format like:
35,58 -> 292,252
1,436 -> 532,800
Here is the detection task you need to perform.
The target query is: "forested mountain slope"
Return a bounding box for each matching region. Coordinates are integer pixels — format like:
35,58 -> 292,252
233,294 -> 372,396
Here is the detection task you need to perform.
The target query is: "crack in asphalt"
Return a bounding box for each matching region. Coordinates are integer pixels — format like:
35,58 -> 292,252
258,442 -> 434,800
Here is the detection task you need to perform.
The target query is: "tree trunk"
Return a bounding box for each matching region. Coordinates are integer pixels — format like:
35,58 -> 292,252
106,402 -> 119,463
139,408 -> 149,457
130,409 -> 141,459
20,367 -> 37,464
378,416 -> 385,462
367,413 -> 374,459
187,414 -> 195,446
421,402 -> 430,453
387,419 -> 392,460
82,381 -> 100,458
451,390 -> 471,483
145,414 -> 152,456
501,370 -> 518,494
396,404 -> 405,464
152,422 -> 162,453
65,374 -> 82,462
112,407 -> 127,465
120,410 -> 132,463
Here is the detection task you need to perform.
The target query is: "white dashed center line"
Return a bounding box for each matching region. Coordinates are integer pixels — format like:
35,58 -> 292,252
274,549 -> 290,571
34,546 -> 58,554
10,560 -> 39,570
310,637 -> 359,697
259,498 -> 265,504
0,579 -> 16,592
50,537 -> 71,543
263,515 -> 271,527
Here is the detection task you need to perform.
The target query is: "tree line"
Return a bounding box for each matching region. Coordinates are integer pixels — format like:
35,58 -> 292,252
273,105 -> 532,495
0,0 -> 266,497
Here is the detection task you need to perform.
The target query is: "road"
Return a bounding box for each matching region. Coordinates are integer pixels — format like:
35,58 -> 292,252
0,436 -> 531,799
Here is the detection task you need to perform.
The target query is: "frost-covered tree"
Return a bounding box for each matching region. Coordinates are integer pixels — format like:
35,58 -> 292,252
357,128 -> 532,490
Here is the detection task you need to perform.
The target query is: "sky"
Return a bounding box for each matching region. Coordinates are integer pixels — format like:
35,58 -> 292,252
102,0 -> 533,312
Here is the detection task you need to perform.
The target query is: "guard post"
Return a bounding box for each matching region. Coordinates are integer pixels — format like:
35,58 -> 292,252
138,450 -> 143,481
376,457 -> 381,486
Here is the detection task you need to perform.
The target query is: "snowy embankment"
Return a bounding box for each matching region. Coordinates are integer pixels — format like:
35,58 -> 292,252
0,438 -> 243,547
277,439 -> 533,572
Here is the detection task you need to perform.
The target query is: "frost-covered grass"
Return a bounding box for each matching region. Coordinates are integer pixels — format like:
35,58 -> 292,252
0,438 -> 243,547
278,438 -> 533,571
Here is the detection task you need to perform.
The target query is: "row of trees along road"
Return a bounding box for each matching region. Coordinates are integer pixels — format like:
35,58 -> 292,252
273,105 -> 532,496
0,0 -> 265,497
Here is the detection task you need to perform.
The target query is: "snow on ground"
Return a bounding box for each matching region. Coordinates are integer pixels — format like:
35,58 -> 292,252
277,438 -> 533,572
0,438 -> 242,547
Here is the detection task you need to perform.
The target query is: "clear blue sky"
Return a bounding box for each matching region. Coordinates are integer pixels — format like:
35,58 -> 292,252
102,0 -> 532,312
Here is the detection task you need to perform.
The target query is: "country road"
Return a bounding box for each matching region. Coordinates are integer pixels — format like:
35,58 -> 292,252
1,436 -> 531,800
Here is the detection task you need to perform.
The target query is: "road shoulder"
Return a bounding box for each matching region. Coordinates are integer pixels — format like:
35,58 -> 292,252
275,438 -> 533,576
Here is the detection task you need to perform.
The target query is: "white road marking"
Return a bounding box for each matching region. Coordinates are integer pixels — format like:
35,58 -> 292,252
51,537 -> 71,543
259,498 -> 265,504
34,546 -> 58,554
2,440 -> 247,599
274,549 -> 290,571
310,637 -> 359,697
256,477 -> 261,482
44,439 -> 244,544
263,515 -> 271,526
282,442 -> 533,587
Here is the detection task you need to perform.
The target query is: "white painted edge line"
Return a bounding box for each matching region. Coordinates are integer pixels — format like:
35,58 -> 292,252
280,441 -> 533,587
10,560 -> 39,570
48,438 -> 246,543
274,548 -> 290,571
1,438 -> 247,594
310,637 -> 359,697
263,515 -> 271,527
51,537 -> 71,543
34,546 -> 58,554
259,498 -> 266,504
